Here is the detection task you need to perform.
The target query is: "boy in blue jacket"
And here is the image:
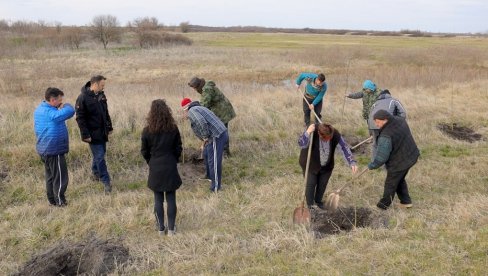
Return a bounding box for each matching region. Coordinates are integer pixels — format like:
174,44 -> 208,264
296,72 -> 327,126
34,87 -> 75,206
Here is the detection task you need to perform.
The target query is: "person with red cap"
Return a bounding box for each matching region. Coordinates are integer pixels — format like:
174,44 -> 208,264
181,97 -> 228,192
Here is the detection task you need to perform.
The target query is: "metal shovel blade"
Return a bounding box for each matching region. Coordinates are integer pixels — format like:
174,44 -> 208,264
293,202 -> 311,224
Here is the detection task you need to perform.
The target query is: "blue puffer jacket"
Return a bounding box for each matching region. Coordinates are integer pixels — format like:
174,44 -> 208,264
34,101 -> 75,156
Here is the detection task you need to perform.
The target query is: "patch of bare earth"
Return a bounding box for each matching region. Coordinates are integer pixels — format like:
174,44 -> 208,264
14,236 -> 129,276
178,148 -> 206,185
310,207 -> 388,237
437,123 -> 483,143
344,135 -> 371,155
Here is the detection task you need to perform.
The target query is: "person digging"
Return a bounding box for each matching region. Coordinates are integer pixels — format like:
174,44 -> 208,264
368,109 -> 420,210
298,123 -> 358,210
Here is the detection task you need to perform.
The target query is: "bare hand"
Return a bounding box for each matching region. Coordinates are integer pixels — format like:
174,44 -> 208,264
308,103 -> 314,110
351,165 -> 358,174
306,124 -> 315,135
295,84 -> 300,91
83,137 -> 92,143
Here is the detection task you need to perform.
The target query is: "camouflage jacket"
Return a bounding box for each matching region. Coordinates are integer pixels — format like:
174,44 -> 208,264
200,81 -> 236,124
347,88 -> 381,120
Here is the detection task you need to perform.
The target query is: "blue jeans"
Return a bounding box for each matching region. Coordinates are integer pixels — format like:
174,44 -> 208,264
89,143 -> 111,185
203,131 -> 228,191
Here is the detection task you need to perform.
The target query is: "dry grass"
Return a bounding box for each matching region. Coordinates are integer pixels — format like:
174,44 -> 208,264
1,33 -> 488,275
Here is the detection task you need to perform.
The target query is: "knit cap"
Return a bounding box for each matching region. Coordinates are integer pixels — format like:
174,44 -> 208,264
181,98 -> 192,110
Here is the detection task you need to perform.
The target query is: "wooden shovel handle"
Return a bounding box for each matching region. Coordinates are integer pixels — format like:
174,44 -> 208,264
335,167 -> 369,193
350,136 -> 373,150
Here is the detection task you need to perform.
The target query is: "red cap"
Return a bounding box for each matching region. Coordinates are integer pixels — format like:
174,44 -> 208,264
181,97 -> 192,110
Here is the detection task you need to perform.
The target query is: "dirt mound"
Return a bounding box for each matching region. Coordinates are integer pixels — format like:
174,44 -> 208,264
179,148 -> 206,185
311,206 -> 387,237
437,123 -> 483,143
15,236 -> 129,276
344,136 -> 371,155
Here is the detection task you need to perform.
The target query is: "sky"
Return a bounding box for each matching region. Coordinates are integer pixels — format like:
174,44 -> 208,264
0,0 -> 487,33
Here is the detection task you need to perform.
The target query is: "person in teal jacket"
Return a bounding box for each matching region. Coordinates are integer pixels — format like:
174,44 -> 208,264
34,87 -> 75,206
295,72 -> 327,126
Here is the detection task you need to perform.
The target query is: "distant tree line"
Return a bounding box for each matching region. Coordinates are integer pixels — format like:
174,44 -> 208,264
0,15 -> 193,51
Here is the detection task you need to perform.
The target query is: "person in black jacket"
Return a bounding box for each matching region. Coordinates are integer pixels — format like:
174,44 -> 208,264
368,109 -> 420,210
298,123 -> 358,209
141,99 -> 182,236
75,75 -> 113,194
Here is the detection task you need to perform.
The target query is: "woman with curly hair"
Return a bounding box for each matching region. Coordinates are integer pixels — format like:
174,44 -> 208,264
141,99 -> 182,236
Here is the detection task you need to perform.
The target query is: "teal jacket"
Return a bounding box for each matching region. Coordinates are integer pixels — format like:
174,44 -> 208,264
296,73 -> 327,106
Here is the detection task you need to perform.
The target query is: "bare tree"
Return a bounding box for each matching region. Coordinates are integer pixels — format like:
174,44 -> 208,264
132,17 -> 160,48
63,26 -> 85,49
179,21 -> 190,33
90,15 -> 121,49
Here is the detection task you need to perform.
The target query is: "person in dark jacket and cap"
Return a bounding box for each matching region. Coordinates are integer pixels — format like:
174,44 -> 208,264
188,77 -> 236,156
368,109 -> 419,210
368,89 -> 407,159
141,99 -> 182,236
75,75 -> 113,194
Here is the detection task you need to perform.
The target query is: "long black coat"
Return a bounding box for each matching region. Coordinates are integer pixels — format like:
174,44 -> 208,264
141,128 -> 182,192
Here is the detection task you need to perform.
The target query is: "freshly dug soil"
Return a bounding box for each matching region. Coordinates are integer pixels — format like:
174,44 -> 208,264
178,148 -> 206,185
14,236 -> 129,276
437,123 -> 482,143
344,136 -> 371,155
310,206 -> 388,237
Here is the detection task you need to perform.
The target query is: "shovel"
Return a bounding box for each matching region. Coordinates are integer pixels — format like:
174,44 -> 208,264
325,168 -> 368,212
293,132 -> 314,224
350,136 -> 373,150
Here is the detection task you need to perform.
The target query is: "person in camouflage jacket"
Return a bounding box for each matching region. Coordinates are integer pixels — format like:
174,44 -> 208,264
347,80 -> 381,129
188,77 -> 236,156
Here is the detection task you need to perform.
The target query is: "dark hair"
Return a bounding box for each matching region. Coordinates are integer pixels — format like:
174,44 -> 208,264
44,87 -> 64,101
318,123 -> 334,140
317,73 -> 326,82
90,75 -> 106,84
145,99 -> 177,134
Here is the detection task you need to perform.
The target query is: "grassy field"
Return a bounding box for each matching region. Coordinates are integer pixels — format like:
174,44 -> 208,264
1,32 -> 488,275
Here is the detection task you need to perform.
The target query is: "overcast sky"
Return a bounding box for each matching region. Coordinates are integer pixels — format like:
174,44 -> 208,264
0,0 -> 486,33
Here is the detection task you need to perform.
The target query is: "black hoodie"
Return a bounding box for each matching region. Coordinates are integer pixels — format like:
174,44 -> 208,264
75,81 -> 113,144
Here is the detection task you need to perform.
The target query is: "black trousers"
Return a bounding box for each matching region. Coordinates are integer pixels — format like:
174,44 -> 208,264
377,167 -> 413,209
41,154 -> 68,205
305,167 -> 333,207
303,97 -> 322,126
154,190 -> 177,231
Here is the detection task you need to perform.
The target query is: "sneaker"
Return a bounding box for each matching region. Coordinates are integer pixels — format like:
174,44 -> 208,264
396,202 -> 413,208
199,176 -> 212,182
104,184 -> 112,194
158,230 -> 165,236
167,225 -> 176,236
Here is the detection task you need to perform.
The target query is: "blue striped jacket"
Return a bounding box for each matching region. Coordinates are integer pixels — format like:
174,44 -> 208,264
34,101 -> 75,156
